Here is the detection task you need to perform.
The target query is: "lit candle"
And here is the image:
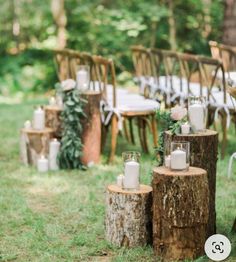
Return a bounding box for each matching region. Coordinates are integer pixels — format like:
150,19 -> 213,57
181,122 -> 190,134
76,70 -> 88,91
189,103 -> 205,131
37,155 -> 49,173
49,96 -> 56,106
123,161 -> 140,190
49,138 -> 60,170
33,106 -> 45,130
164,155 -> 171,168
24,120 -> 31,129
171,148 -> 186,170
117,174 -> 124,187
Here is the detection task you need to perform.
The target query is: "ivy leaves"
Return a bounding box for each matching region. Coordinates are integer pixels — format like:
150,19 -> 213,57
58,88 -> 87,170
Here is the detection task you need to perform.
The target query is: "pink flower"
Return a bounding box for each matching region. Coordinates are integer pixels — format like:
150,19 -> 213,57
170,106 -> 187,121
61,79 -> 76,91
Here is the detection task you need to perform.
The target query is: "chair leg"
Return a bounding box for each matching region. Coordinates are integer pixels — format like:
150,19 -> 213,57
151,114 -> 158,147
101,125 -> 108,153
232,217 -> 236,233
123,118 -> 131,143
129,118 -> 135,145
108,115 -> 118,163
138,118 -> 145,152
142,119 -> 149,153
221,112 -> 227,159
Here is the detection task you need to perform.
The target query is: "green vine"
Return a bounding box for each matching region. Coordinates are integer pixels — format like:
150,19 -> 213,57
57,86 -> 87,170
155,109 -> 187,166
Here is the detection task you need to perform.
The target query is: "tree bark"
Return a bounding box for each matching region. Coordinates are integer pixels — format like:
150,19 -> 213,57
51,0 -> 67,49
81,91 -> 102,165
223,0 -> 236,46
167,0 -> 177,50
152,166 -> 209,261
164,130 -> 218,239
20,128 -> 54,166
45,105 -> 62,138
105,184 -> 152,247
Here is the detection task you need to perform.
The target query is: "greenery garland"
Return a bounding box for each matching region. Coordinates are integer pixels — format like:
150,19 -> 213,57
155,109 -> 187,166
57,86 -> 87,170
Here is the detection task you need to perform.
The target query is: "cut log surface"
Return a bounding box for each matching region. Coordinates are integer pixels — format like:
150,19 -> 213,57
105,184 -> 152,247
44,105 -> 62,138
152,166 -> 209,261
81,91 -> 102,165
164,129 -> 218,238
20,128 -> 54,166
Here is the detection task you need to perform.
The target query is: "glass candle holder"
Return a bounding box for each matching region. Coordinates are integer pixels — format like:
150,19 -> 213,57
76,65 -> 90,91
170,142 -> 190,171
164,143 -> 171,168
122,151 -> 141,191
188,96 -> 207,132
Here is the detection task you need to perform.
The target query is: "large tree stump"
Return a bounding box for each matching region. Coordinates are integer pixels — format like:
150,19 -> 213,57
164,130 -> 218,238
152,166 -> 209,261
105,184 -> 152,247
81,91 -> 102,165
20,128 -> 54,166
44,105 -> 62,138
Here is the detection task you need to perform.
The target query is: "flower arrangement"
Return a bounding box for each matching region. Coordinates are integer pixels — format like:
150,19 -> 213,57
57,79 -> 87,169
155,105 -> 187,166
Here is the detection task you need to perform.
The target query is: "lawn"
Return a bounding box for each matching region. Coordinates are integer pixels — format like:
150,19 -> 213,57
0,99 -> 235,262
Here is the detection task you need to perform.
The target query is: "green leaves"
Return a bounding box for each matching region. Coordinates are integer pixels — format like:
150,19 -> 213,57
57,89 -> 87,170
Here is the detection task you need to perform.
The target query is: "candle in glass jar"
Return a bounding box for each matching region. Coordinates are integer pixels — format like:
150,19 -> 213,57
181,122 -> 190,134
33,106 -> 45,130
171,148 -> 186,170
189,103 -> 205,131
49,96 -> 56,106
76,70 -> 88,91
37,155 -> 49,173
117,174 -> 124,187
123,161 -> 140,190
49,138 -> 60,170
164,155 -> 171,168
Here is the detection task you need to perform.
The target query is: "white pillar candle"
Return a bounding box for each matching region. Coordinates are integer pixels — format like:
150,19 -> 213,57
49,96 -> 56,106
171,148 -> 186,170
49,138 -> 60,170
189,103 -> 205,131
33,107 -> 45,130
24,120 -> 31,129
164,155 -> 171,168
117,174 -> 124,187
37,155 -> 49,173
123,161 -> 140,190
181,123 -> 190,134
76,70 -> 88,91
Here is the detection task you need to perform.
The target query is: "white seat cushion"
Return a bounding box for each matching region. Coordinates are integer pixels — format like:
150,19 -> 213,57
210,91 -> 236,110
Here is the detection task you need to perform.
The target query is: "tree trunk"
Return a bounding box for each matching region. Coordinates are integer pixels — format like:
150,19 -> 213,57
51,0 -> 67,49
167,0 -> 177,50
164,130 -> 218,239
223,0 -> 236,46
105,184 -> 152,247
20,128 -> 54,166
152,166 -> 209,261
81,91 -> 102,166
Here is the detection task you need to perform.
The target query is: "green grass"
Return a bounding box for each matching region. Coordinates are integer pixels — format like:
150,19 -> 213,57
0,100 -> 235,262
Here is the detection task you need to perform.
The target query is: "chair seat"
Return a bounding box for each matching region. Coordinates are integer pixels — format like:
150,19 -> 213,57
210,91 -> 236,110
215,71 -> 236,84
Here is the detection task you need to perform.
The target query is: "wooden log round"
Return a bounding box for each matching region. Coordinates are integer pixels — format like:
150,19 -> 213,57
105,184 -> 152,247
80,91 -> 102,165
44,105 -> 62,138
152,166 -> 209,261
20,128 -> 54,166
164,129 -> 218,238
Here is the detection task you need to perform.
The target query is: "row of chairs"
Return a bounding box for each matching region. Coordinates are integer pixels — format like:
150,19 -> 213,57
53,49 -> 159,162
131,45 -> 236,158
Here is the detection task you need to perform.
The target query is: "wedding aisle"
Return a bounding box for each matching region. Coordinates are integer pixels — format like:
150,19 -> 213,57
0,100 -> 235,261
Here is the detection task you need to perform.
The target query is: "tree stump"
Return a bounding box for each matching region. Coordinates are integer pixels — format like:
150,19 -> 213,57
44,105 -> 62,138
105,184 -> 152,247
81,91 -> 102,165
164,130 -> 218,238
20,128 -> 54,166
152,166 -> 209,261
